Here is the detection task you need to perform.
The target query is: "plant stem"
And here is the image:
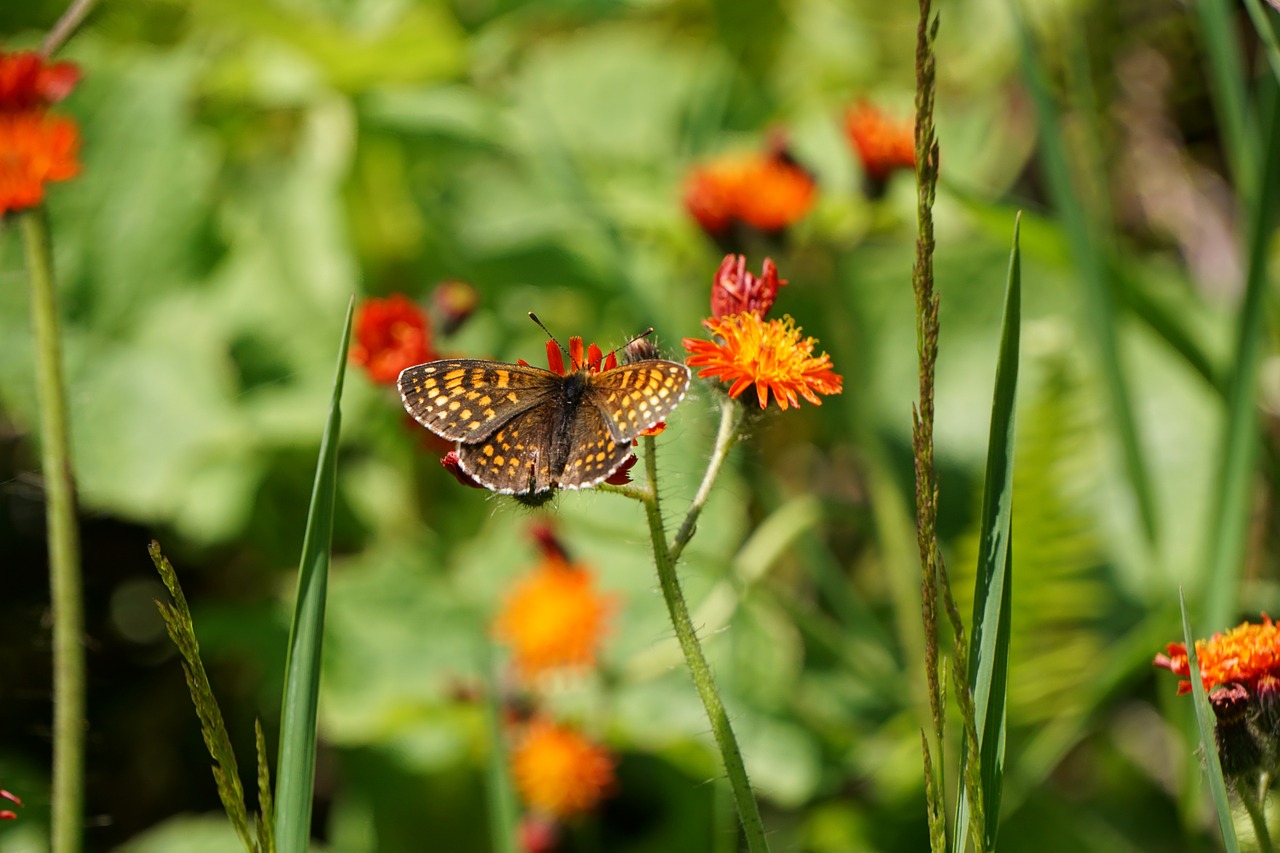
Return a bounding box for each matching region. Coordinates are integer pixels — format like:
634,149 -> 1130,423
23,207 -> 85,853
638,431 -> 769,853
41,0 -> 102,57
670,397 -> 745,563
1240,780 -> 1275,853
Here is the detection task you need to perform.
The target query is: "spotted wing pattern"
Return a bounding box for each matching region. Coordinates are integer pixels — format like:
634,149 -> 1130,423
457,398 -> 631,493
398,359 -> 558,442
586,360 -> 691,442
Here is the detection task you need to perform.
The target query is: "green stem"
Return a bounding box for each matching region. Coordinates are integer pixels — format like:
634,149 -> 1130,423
670,397 -> 745,563
1240,778 -> 1274,853
639,429 -> 769,853
41,0 -> 103,56
22,207 -> 85,853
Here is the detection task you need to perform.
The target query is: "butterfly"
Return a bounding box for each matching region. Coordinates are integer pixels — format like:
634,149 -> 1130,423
398,342 -> 690,496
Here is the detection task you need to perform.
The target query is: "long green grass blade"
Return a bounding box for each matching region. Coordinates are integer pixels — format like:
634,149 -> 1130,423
1200,42 -> 1280,637
273,298 -> 354,852
481,639 -> 519,853
952,214 -> 1020,851
1179,591 -> 1239,852
1009,0 -> 1158,545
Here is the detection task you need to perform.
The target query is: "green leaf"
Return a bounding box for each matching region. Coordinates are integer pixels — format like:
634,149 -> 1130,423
1010,0 -> 1158,545
273,297 -> 353,852
1201,68 -> 1280,634
1179,591 -> 1239,852
954,214 -> 1020,851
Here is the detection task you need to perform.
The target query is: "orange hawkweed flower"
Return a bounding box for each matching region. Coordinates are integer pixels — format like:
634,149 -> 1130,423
0,51 -> 78,110
683,148 -> 816,236
844,101 -> 915,192
350,294 -> 436,384
0,111 -> 79,215
1154,615 -> 1280,695
511,718 -> 615,819
494,557 -> 614,679
710,254 -> 786,320
683,312 -> 843,410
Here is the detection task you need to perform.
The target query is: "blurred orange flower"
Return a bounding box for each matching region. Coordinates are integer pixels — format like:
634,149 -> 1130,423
511,718 -> 615,819
350,294 -> 436,384
844,101 -> 915,190
1155,615 -> 1280,695
0,50 -> 80,215
0,112 -> 80,214
684,312 -> 843,410
684,148 -> 815,237
0,51 -> 78,110
494,556 -> 613,678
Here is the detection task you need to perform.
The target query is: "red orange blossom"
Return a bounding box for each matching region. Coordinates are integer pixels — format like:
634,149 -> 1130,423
684,256 -> 842,410
1154,615 -> 1280,695
0,50 -> 81,216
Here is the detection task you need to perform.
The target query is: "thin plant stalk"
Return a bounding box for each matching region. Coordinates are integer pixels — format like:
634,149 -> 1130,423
628,409 -> 768,852
22,206 -> 85,853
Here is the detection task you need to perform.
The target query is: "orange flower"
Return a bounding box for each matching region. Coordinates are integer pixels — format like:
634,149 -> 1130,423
683,312 -> 843,410
1155,615 -> 1280,695
683,149 -> 815,236
0,111 -> 79,215
0,51 -> 79,111
511,718 -> 615,819
350,294 -> 436,384
494,557 -> 613,678
844,101 -> 915,184
710,255 -> 786,320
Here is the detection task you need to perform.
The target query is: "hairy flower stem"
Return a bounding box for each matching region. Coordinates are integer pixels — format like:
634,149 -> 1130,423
635,418 -> 768,853
1240,780 -> 1275,853
671,397 -> 745,562
23,207 -> 85,853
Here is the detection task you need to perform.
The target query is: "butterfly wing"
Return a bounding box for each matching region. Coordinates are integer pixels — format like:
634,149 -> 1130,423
456,400 -> 558,493
398,359 -> 559,442
586,360 -> 692,442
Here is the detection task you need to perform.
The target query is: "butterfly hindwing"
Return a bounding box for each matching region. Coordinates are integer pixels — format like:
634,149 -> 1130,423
586,360 -> 691,442
398,359 -> 558,442
557,401 -> 634,490
457,401 -> 560,493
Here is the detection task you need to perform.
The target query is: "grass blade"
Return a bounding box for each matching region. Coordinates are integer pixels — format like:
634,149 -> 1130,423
1009,0 -> 1158,544
1179,590 -> 1239,852
952,214 -> 1021,850
481,639 -> 519,853
273,297 -> 354,852
1200,52 -> 1280,634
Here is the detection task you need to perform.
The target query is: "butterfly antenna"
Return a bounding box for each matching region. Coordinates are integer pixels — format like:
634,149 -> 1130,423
528,312 -> 570,357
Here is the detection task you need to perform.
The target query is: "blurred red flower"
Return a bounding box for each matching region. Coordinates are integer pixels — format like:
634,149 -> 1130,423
683,145 -> 815,238
0,50 -> 80,215
0,51 -> 78,111
510,718 -> 615,819
844,101 -> 915,193
350,294 -> 437,384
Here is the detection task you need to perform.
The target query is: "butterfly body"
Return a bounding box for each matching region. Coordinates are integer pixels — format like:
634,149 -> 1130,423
399,356 -> 690,495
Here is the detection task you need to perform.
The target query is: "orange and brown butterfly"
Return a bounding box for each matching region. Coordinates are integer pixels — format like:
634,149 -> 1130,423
398,319 -> 690,497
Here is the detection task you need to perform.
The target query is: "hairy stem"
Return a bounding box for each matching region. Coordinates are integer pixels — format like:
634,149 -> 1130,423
638,431 -> 769,852
671,397 -> 746,563
23,208 -> 85,853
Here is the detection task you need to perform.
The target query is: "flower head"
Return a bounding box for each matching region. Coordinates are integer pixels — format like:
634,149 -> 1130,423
0,51 -> 79,111
511,718 -> 615,819
1154,615 -> 1280,695
0,112 -> 80,214
683,146 -> 816,238
684,312 -> 843,410
350,294 -> 436,384
844,101 -> 915,193
710,255 -> 787,320
493,554 -> 614,679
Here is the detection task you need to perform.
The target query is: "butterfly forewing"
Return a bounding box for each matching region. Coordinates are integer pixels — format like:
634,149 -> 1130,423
398,359 -> 558,442
587,360 -> 691,442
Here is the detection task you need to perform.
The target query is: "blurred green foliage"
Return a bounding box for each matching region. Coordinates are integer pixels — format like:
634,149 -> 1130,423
0,0 -> 1269,850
